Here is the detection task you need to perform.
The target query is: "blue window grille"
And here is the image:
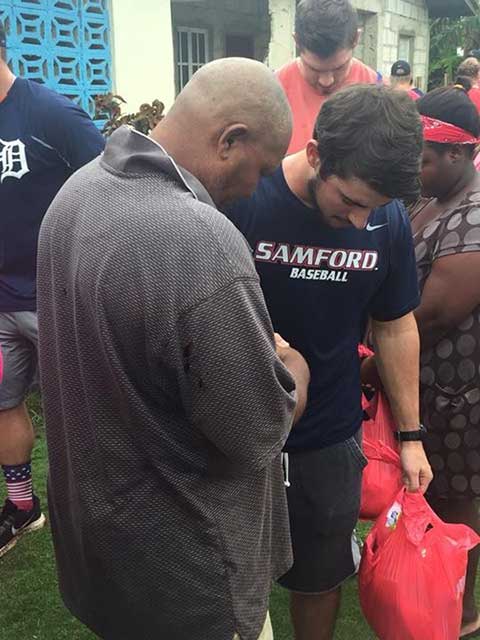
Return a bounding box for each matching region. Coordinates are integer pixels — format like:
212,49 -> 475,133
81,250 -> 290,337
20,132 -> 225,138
0,0 -> 112,123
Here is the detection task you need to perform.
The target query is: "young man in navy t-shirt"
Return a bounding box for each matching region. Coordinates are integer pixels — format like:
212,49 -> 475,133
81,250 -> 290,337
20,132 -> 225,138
225,85 -> 433,640
0,23 -> 105,557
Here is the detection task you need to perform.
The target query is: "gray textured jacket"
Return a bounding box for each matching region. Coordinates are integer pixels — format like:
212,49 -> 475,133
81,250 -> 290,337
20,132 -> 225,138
37,127 -> 296,640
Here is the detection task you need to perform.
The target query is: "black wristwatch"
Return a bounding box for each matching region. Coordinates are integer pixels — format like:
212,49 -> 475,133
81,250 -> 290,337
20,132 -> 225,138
394,425 -> 427,442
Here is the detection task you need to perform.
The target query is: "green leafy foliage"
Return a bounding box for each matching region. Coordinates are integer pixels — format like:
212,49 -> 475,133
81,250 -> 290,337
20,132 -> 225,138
429,16 -> 480,89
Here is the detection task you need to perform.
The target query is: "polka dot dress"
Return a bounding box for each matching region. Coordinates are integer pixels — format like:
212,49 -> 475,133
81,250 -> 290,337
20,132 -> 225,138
413,192 -> 480,499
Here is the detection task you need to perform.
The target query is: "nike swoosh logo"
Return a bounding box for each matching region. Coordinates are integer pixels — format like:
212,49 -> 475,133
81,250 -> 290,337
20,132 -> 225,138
366,222 -> 388,232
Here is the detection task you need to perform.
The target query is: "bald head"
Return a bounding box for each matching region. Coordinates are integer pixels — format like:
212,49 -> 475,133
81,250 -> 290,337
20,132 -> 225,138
152,58 -> 292,207
170,57 -> 292,150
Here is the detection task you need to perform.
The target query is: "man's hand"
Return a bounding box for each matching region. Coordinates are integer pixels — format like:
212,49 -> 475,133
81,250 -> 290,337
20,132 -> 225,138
360,355 -> 383,390
274,333 -> 310,423
274,332 -> 291,357
372,314 -> 433,492
400,441 -> 433,493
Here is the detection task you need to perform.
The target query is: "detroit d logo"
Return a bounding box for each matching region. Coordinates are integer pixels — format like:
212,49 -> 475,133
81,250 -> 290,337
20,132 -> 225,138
0,138 -> 30,183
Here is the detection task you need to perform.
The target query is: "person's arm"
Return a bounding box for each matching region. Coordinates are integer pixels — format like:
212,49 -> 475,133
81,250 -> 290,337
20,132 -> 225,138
366,202 -> 432,492
372,313 -> 433,493
362,203 -> 418,391
169,278 -> 304,472
274,334 -> 310,423
40,92 -> 105,170
415,252 -> 480,350
224,195 -> 311,420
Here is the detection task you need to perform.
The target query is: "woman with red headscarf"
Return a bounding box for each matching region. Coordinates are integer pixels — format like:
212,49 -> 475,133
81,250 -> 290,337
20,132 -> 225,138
411,80 -> 480,639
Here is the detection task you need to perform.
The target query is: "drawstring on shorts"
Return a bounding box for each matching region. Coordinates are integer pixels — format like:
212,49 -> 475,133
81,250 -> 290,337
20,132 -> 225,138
282,452 -> 291,488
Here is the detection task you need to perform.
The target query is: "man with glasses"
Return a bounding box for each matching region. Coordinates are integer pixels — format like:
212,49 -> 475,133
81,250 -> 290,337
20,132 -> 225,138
278,0 -> 378,155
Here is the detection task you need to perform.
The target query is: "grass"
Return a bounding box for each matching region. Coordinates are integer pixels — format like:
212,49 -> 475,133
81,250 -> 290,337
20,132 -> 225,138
0,396 -> 377,639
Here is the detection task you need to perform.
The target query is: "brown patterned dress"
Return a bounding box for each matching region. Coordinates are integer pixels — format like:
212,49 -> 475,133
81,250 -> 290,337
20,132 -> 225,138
412,192 -> 480,499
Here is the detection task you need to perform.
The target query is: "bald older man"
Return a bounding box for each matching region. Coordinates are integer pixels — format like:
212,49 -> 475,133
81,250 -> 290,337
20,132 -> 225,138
37,58 -> 309,640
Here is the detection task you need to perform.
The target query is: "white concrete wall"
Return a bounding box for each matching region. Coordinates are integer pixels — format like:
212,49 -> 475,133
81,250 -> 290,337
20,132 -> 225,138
267,0 -> 296,70
110,0 -> 176,112
377,0 -> 430,89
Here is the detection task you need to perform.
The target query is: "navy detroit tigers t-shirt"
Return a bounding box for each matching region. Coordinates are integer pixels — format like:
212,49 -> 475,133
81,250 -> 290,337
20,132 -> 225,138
0,78 -> 105,312
225,166 -> 420,451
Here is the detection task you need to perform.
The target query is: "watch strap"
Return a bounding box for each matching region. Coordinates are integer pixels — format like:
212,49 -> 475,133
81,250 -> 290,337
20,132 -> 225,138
394,425 -> 426,442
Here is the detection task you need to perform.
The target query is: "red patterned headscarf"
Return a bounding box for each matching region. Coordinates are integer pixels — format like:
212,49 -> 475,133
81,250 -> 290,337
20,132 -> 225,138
421,115 -> 480,145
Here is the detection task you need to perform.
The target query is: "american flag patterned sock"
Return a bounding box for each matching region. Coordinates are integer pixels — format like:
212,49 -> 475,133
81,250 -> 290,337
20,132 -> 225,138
2,462 -> 33,511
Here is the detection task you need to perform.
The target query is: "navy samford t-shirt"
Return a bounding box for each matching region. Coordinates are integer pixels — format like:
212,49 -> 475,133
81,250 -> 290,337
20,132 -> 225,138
0,78 -> 105,312
225,166 -> 420,451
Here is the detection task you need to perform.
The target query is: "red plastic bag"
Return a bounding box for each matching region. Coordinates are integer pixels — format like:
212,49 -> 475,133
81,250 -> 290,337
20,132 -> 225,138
360,391 -> 403,521
358,343 -> 374,360
359,488 -> 480,640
